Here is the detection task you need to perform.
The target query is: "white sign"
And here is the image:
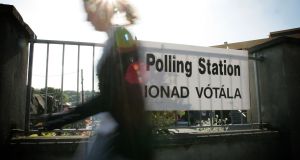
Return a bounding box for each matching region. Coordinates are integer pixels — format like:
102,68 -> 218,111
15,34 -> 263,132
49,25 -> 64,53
139,41 -> 250,111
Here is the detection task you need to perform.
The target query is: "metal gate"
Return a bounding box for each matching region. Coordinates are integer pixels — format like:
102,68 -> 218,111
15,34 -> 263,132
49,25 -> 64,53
25,38 -> 265,134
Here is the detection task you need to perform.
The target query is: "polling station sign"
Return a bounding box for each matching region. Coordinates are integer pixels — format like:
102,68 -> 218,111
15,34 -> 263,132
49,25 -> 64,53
138,41 -> 250,111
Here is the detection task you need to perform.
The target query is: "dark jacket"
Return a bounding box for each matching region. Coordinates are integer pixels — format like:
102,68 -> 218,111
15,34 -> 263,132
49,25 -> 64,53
44,27 -> 152,160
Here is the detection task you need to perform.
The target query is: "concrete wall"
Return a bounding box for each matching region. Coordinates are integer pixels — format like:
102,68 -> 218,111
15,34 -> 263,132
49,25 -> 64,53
155,131 -> 281,160
251,38 -> 300,160
7,131 -> 281,160
0,4 -> 34,144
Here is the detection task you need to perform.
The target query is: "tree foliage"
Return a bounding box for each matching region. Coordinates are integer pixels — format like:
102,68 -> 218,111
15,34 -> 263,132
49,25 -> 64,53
35,87 -> 69,104
150,111 -> 185,128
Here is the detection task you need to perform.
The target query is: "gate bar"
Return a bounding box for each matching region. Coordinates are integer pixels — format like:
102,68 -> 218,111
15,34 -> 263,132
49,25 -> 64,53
60,44 -> 65,111
25,38 -> 36,133
45,43 -> 49,114
33,39 -> 104,47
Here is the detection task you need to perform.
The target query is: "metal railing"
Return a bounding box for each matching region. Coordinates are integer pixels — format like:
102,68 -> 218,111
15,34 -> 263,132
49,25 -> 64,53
25,39 -> 105,132
25,39 -> 265,135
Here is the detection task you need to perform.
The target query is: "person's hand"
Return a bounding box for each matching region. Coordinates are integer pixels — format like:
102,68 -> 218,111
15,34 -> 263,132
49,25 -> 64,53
33,114 -> 49,130
34,122 -> 45,130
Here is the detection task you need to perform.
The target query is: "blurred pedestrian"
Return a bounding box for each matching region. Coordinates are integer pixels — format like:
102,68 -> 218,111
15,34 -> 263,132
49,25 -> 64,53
38,0 -> 152,159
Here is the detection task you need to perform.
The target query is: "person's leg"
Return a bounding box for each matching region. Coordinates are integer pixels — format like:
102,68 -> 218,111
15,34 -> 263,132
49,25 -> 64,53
87,133 -> 118,160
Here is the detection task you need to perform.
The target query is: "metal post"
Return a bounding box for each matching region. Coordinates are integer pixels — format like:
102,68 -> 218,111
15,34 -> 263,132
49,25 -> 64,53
45,43 -> 49,114
60,44 -> 65,111
220,110 -> 224,125
240,110 -> 243,124
210,110 -> 213,127
25,39 -> 35,133
230,110 -> 233,124
199,111 -> 202,126
253,52 -> 263,129
81,69 -> 84,104
77,45 -> 80,104
92,45 -> 95,97
187,111 -> 191,126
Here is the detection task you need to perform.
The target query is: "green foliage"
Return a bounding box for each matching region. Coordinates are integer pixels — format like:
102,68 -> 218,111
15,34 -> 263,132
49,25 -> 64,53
33,87 -> 98,106
36,87 -> 69,103
149,111 -> 185,135
63,90 -> 78,105
150,111 -> 183,128
63,90 -> 98,105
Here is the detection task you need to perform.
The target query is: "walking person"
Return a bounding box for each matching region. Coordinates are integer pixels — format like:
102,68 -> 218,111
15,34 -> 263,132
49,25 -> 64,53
38,0 -> 153,159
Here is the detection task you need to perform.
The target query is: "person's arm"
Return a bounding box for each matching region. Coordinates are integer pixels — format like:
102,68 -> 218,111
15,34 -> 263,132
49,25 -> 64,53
43,95 -> 109,130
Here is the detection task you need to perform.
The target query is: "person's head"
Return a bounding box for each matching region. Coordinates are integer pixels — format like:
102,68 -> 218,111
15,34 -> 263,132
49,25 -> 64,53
83,0 -> 113,31
83,0 -> 137,32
